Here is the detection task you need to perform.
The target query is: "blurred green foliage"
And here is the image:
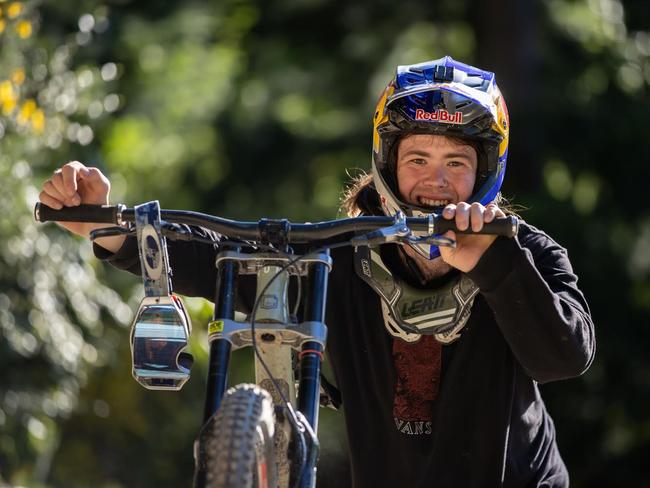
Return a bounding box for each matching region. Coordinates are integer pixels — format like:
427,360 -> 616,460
1,0 -> 649,486
0,2 -> 132,486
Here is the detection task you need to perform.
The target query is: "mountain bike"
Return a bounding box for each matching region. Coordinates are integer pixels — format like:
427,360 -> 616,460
34,201 -> 518,488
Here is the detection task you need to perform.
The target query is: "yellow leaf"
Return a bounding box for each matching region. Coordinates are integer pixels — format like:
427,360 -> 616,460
17,99 -> 36,125
31,108 -> 45,133
16,19 -> 31,38
7,2 -> 22,19
0,80 -> 16,103
0,19 -> 5,34
2,98 -> 16,115
11,67 -> 25,85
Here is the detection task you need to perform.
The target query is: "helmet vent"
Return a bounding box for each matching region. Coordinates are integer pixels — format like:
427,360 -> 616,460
464,76 -> 485,87
432,65 -> 454,82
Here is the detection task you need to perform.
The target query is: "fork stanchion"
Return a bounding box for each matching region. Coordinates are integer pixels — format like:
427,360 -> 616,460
296,258 -> 329,488
297,341 -> 323,488
194,255 -> 238,488
203,255 -> 238,422
298,258 -> 328,427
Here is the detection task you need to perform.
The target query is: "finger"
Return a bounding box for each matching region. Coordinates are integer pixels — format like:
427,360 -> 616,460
78,167 -> 111,206
82,166 -> 108,187
61,161 -> 88,197
470,202 -> 484,232
50,171 -> 81,205
484,203 -> 497,223
455,202 -> 471,231
39,190 -> 63,209
442,203 -> 456,220
50,170 -> 69,200
42,180 -> 67,203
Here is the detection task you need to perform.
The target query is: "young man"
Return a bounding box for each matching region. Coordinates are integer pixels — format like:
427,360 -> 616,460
40,56 -> 595,487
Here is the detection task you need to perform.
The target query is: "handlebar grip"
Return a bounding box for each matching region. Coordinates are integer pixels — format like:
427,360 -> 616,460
435,215 -> 519,238
34,203 -> 121,224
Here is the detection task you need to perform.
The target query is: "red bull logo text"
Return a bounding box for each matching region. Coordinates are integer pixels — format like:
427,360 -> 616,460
415,108 -> 463,124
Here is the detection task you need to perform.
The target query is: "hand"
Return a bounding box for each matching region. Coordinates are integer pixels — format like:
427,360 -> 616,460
39,162 -> 120,247
438,202 -> 505,272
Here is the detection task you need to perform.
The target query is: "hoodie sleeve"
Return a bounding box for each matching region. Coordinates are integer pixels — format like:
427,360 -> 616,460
466,223 -> 595,384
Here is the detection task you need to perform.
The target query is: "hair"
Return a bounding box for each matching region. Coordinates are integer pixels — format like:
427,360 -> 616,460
340,171 -> 381,217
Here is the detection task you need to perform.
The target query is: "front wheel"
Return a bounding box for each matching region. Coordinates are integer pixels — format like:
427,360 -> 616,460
203,384 -> 278,488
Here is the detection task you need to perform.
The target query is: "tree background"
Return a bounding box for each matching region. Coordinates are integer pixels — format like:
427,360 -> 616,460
1,0 -> 649,486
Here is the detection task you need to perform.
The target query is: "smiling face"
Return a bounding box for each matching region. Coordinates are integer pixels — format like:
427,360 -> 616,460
396,134 -> 478,208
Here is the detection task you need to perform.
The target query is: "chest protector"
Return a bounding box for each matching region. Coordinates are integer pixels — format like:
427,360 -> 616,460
354,247 -> 479,344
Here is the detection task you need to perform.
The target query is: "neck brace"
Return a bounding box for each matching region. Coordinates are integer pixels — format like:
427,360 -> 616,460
354,247 -> 479,344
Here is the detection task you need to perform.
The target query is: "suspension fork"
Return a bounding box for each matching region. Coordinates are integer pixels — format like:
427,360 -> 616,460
295,255 -> 329,488
204,247 -> 242,420
194,249 -> 238,488
297,257 -> 328,429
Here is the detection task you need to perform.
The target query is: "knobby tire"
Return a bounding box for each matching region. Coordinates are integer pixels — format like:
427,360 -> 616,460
205,384 -> 278,488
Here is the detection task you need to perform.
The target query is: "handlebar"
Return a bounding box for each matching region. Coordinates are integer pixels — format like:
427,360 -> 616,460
34,202 -> 519,244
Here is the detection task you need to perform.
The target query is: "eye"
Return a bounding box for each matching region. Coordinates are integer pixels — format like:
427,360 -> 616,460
409,158 -> 427,165
448,160 -> 467,168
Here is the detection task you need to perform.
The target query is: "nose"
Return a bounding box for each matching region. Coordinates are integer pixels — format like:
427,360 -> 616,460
421,165 -> 448,188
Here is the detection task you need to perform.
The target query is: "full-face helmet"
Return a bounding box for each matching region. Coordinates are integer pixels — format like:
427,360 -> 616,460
372,56 -> 510,259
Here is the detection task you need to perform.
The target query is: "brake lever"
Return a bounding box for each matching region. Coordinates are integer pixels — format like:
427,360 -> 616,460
89,222 -> 208,244
89,225 -> 135,241
160,222 -> 194,241
350,212 -> 457,249
88,222 -> 193,243
402,234 -> 456,248
350,212 -> 410,247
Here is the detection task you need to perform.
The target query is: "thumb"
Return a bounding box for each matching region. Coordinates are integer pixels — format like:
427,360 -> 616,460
78,167 -> 92,179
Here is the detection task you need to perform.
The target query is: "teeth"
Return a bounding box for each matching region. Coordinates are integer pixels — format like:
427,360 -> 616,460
419,198 -> 450,207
